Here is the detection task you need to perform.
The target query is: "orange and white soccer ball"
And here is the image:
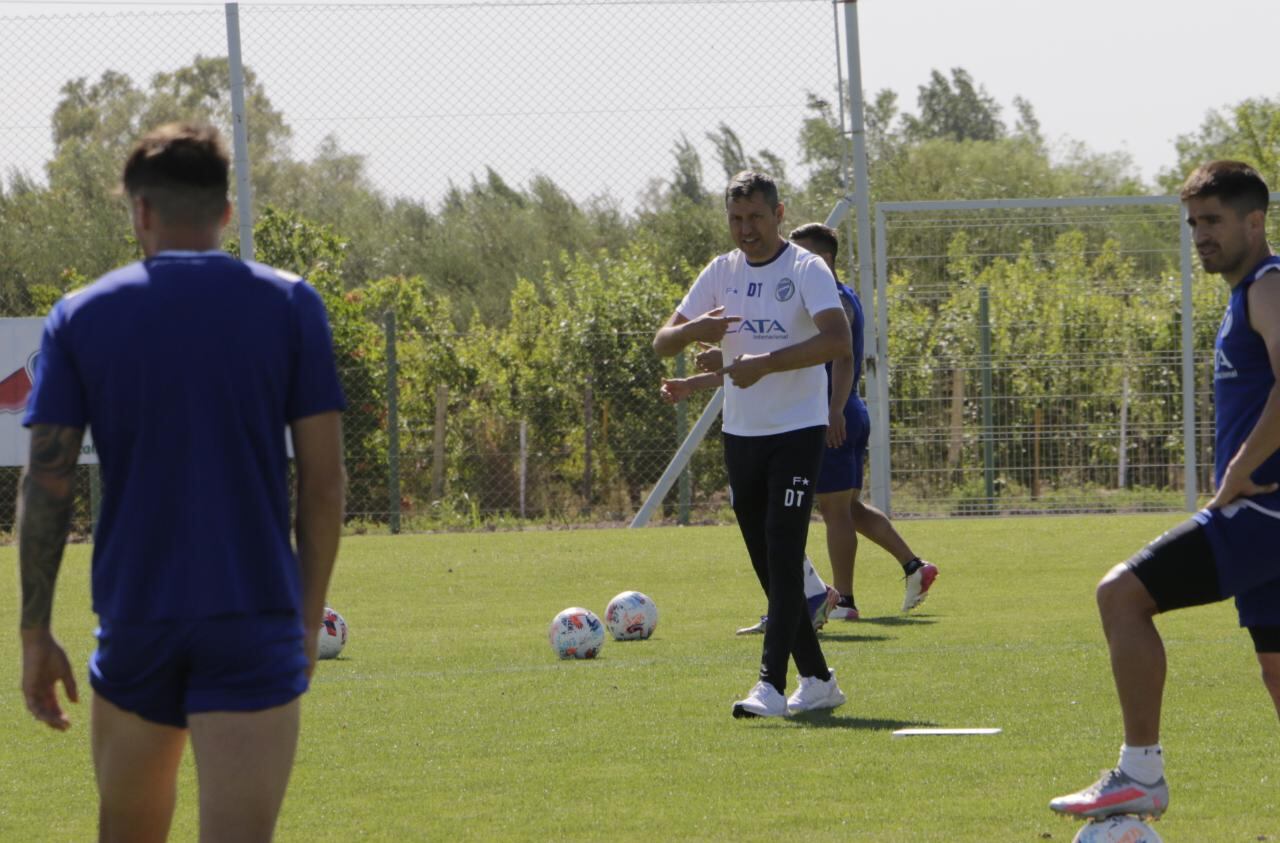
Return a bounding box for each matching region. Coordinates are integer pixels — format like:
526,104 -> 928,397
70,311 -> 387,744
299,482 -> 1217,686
1072,815 -> 1162,843
317,607 -> 349,660
604,591 -> 658,640
548,607 -> 604,659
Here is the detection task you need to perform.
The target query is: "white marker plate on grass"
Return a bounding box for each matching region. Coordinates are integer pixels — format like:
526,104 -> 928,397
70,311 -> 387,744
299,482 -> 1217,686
892,728 -> 1002,738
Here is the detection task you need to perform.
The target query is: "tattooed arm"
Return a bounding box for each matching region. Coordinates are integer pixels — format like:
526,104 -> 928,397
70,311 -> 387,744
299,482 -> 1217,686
19,424 -> 84,629
18,423 -> 84,730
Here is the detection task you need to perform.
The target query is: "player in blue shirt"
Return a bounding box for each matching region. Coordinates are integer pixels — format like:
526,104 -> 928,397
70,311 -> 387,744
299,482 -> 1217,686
1051,161 -> 1280,821
18,123 -> 346,843
788,223 -> 937,619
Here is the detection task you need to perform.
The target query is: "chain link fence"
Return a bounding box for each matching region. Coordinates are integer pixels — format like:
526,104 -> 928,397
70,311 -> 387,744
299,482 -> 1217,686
872,198 -> 1280,517
0,1 -> 845,534
373,327 -> 730,531
2,3 -> 1276,535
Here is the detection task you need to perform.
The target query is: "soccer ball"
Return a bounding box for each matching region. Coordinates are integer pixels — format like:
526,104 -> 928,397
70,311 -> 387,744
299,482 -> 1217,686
1072,815 -> 1163,843
604,590 -> 658,640
549,607 -> 605,659
316,607 -> 349,660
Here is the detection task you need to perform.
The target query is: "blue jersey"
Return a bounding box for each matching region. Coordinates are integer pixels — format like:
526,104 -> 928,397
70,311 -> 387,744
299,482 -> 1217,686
1213,256 -> 1280,487
824,281 -> 865,408
24,251 -> 347,623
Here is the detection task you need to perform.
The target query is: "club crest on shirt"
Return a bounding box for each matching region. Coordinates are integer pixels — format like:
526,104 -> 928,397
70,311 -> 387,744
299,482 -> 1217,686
1215,307 -> 1237,380
775,278 -> 795,302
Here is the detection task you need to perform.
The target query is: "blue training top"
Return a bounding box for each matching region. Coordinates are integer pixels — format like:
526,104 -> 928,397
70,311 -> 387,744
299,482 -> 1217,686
824,281 -> 865,408
1213,255 -> 1280,487
24,251 -> 347,623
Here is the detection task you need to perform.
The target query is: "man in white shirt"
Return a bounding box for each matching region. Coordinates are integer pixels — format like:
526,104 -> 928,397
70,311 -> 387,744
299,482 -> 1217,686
654,171 -> 852,718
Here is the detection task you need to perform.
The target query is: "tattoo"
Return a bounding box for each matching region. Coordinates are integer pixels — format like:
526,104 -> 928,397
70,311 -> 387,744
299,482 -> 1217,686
18,425 -> 84,630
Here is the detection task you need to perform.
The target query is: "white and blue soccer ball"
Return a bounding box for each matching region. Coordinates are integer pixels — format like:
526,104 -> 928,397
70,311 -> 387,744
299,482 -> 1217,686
316,607 -> 349,660
604,591 -> 659,641
549,607 -> 605,659
1072,815 -> 1162,843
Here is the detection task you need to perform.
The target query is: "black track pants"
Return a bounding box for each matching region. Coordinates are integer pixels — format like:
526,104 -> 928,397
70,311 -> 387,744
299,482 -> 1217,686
723,425 -> 829,694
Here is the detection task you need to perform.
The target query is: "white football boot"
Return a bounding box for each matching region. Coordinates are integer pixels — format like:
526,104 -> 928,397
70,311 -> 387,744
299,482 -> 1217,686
1049,768 -> 1169,819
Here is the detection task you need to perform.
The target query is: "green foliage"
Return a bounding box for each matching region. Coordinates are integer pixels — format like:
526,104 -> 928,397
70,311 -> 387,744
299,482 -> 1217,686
902,68 -> 1006,143
233,206 -> 387,522
885,226 -> 1205,507
1161,95 -> 1280,191
1,57 -> 1264,525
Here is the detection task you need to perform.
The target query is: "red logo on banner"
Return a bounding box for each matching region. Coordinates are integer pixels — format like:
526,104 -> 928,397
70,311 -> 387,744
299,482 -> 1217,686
0,352 -> 37,414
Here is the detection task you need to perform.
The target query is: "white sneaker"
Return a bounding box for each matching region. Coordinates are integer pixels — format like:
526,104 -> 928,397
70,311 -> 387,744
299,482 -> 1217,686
902,560 -> 938,612
786,669 -> 847,714
731,680 -> 788,719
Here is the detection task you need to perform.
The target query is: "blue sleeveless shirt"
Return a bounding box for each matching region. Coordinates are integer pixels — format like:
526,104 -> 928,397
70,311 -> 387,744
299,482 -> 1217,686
824,281 -> 865,408
1213,255 -> 1280,486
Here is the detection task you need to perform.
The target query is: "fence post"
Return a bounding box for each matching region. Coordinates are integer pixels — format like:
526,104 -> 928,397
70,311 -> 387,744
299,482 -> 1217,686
1032,406 -> 1042,499
431,384 -> 447,500
675,353 -> 690,525
519,420 -> 527,519
384,311 -> 400,534
583,376 -> 593,510
1118,368 -> 1130,490
871,208 -> 892,514
224,3 -> 255,260
1179,205 -> 1197,511
979,286 -> 995,513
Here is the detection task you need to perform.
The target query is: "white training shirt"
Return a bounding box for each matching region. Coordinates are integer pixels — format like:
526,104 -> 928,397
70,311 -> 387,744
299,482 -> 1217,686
678,242 -> 842,436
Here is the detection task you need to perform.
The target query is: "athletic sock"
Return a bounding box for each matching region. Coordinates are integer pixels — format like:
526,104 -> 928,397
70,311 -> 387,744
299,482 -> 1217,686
902,557 -> 923,575
837,593 -> 856,609
1117,743 -> 1164,784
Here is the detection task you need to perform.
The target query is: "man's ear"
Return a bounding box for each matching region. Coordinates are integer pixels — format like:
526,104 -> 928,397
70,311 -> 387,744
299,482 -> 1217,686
130,194 -> 150,231
1249,207 -> 1268,238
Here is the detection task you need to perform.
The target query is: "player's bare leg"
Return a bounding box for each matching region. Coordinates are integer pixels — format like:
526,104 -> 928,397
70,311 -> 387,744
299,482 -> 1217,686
1257,651 -> 1280,719
849,490 -> 937,611
92,694 -> 187,843
189,699 -> 300,843
1051,567 -> 1171,821
816,489 -> 857,596
1097,564 -> 1164,746
848,489 -> 914,564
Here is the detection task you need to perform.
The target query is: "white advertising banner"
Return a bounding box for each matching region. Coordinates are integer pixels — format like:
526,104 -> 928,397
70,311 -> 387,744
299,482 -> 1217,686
0,318 -> 97,467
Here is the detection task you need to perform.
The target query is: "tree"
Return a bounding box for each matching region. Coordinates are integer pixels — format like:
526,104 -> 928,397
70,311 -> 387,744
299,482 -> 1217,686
1160,96 -> 1280,191
705,122 -> 789,187
233,206 -> 385,523
49,57 -> 292,198
670,134 -> 707,205
901,68 -> 1005,143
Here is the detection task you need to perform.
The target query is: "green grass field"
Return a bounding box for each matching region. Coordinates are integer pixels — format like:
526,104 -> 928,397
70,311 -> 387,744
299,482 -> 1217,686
2,514 -> 1278,841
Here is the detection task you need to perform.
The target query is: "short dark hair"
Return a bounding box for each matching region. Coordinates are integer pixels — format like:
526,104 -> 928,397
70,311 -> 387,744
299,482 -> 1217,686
725,170 -> 779,209
122,122 -> 230,226
1180,160 -> 1270,216
789,223 -> 838,259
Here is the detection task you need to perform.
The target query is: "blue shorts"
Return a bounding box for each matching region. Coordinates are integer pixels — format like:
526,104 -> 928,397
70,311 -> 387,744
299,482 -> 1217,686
1197,497 -> 1280,627
89,612 -> 310,728
816,399 -> 870,494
